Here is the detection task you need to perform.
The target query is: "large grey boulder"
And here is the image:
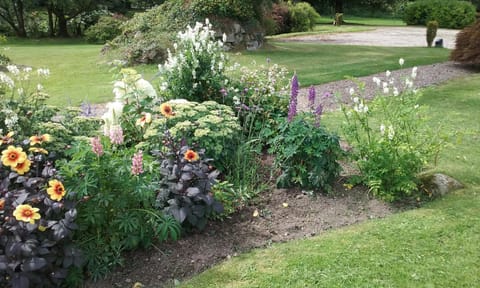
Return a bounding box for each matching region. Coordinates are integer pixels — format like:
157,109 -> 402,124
420,173 -> 464,197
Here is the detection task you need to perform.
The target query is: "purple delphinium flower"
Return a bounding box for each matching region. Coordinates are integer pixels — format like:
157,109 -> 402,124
131,150 -> 144,176
288,73 -> 299,122
308,85 -> 316,109
315,104 -> 323,127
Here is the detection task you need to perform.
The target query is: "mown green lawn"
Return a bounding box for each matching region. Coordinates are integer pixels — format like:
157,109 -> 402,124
4,37 -> 449,106
179,75 -> 480,287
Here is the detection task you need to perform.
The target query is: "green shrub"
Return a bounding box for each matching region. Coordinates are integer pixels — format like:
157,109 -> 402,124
288,1 -> 320,32
0,136 -> 83,287
269,2 -> 291,34
268,113 -> 341,192
84,15 -> 126,44
144,100 -> 241,172
107,1 -> 192,64
340,65 -> 445,202
0,65 -> 57,139
268,79 -> 341,192
426,20 -> 438,47
190,0 -> 259,22
450,19 -> 480,65
402,0 -> 476,29
59,137 -> 180,280
223,61 -> 290,142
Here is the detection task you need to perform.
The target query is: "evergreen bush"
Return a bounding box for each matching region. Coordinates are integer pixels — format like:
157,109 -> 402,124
450,19 -> 480,65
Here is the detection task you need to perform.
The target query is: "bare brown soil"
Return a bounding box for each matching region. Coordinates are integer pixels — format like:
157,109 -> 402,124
86,175 -> 394,288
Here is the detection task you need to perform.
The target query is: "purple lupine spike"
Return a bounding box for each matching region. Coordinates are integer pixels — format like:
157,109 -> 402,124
308,85 -> 316,109
315,104 -> 323,127
288,73 -> 299,122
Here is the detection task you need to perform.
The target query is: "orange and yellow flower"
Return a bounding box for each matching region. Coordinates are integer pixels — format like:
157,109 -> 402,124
13,204 -> 41,224
136,112 -> 152,127
160,103 -> 174,118
12,158 -> 31,175
0,198 -> 5,210
29,147 -> 48,154
184,149 -> 199,162
1,131 -> 14,145
47,179 -> 66,201
29,134 -> 51,145
1,146 -> 27,167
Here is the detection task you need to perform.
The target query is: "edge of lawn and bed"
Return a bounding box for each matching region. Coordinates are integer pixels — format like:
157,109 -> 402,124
178,74 -> 480,288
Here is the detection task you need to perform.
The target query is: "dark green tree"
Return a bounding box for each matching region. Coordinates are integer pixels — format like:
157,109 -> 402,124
0,0 -> 30,37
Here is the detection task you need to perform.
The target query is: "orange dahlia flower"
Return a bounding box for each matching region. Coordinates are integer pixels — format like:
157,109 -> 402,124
184,149 -> 200,162
1,146 -> 27,167
30,134 -> 52,145
13,204 -> 41,224
47,179 -> 66,201
160,103 -> 174,118
13,158 -> 31,175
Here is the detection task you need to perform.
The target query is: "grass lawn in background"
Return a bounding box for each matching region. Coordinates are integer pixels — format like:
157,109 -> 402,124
4,38 -> 449,105
232,42 -> 450,87
317,15 -> 406,26
4,38 -> 158,107
179,75 -> 480,288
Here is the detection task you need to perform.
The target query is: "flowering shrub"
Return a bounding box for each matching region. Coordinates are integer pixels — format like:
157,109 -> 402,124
0,134 -> 83,287
341,62 -> 443,201
224,60 -> 290,140
154,132 -> 223,230
0,65 -> 57,139
269,80 -> 341,192
59,136 -> 180,280
158,20 -> 229,103
144,100 -> 241,171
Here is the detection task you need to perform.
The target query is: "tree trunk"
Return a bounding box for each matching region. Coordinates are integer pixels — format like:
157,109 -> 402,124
56,12 -> 69,37
335,0 -> 343,13
47,4 -> 55,37
11,0 -> 27,37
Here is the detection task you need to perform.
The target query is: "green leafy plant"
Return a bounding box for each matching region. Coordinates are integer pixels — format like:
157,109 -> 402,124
223,61 -> 290,141
59,137 -> 180,280
0,65 -> 57,139
154,133 -> 223,230
340,65 -> 445,202
269,113 -> 341,192
0,135 -> 83,287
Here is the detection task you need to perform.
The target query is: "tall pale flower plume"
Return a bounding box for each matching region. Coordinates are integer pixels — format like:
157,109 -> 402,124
131,150 -> 144,176
399,58 -> 405,66
90,137 -> 104,156
288,73 -> 299,122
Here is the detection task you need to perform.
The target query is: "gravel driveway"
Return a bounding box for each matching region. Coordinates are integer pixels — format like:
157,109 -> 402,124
282,26 -> 459,49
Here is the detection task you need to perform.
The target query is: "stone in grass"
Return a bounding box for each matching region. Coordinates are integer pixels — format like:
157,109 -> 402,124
419,173 -> 464,198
